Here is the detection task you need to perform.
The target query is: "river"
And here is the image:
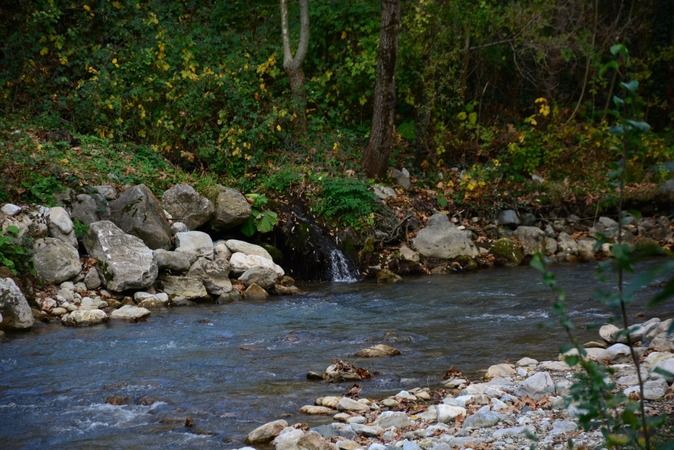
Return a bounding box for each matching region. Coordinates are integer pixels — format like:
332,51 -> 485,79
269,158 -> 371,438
1,261 -> 672,449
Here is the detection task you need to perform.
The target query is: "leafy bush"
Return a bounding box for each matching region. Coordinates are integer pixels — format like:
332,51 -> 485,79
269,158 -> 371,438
240,193 -> 278,237
313,177 -> 378,228
0,225 -> 33,275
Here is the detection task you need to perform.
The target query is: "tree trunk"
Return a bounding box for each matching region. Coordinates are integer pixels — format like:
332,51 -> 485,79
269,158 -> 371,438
363,0 -> 400,178
280,0 -> 309,133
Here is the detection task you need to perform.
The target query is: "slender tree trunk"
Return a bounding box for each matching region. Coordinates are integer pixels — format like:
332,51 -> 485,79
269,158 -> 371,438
280,0 -> 309,133
364,0 -> 400,178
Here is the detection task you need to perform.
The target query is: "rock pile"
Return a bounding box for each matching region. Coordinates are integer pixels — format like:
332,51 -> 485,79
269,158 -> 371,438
0,183 -> 298,332
239,316 -> 674,450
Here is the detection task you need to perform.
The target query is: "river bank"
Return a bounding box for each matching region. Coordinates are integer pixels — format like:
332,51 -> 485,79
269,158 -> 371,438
240,316 -> 674,450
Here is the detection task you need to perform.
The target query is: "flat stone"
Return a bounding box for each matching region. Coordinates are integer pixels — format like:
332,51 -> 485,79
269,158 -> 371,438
110,305 -> 151,321
350,423 -> 382,437
374,411 -> 412,429
238,267 -> 280,290
599,324 -> 621,343
61,309 -> 108,327
1,204 -> 22,216
229,252 -> 284,277
159,276 -> 208,302
337,397 -> 369,413
436,404 -> 466,423
225,239 -> 272,260
316,396 -> 341,409
462,406 -> 503,429
246,419 -> 288,444
355,344 -> 401,358
486,363 -> 516,379
154,249 -> 195,273
300,405 -> 337,415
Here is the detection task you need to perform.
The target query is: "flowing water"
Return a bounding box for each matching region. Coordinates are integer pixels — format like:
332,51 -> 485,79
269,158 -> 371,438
1,261 -> 672,449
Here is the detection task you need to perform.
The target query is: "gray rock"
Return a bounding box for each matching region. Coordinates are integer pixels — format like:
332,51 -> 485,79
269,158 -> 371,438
110,305 -> 151,321
0,278 -> 34,329
243,283 -> 269,300
1,204 -> 22,216
311,423 -> 356,440
230,252 -> 284,276
170,222 -> 189,234
79,296 -> 108,310
550,419 -> 577,436
61,309 -> 108,327
599,324 -> 620,343
492,425 -> 535,439
238,267 -> 280,289
412,213 -> 478,259
134,292 -> 169,308
372,184 -> 396,200
159,275 -> 209,302
435,404 -> 466,423
513,226 -> 546,255
212,186 -> 251,229
83,221 -> 158,292
486,363 -> 516,379
350,423 -> 383,437
355,344 -> 401,358
154,249 -> 195,273
246,419 -> 288,444
374,411 -> 411,429
606,343 -> 631,360
653,357 -> 674,381
337,397 -> 370,413
577,238 -> 596,261
162,183 -> 214,230
225,239 -> 273,260
93,185 -> 117,201
497,210 -> 520,229
272,427 -> 304,450
48,207 -> 77,247
188,257 -> 232,295
399,244 -> 420,262
592,216 -> 619,239
83,269 -> 102,290
175,231 -> 214,259
32,237 -> 81,284
214,240 -> 232,261
462,406 -> 503,429
109,184 -> 172,250
520,371 -> 555,398
389,167 -> 411,189
70,193 -> 108,225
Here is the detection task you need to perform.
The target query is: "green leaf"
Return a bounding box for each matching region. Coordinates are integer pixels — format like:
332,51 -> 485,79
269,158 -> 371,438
610,43 -> 627,57
612,96 -> 624,107
530,253 -> 546,272
256,210 -> 278,233
240,218 -> 256,237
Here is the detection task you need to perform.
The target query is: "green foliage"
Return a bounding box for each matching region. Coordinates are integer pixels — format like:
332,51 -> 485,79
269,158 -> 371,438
240,193 -> 278,237
261,167 -> 303,193
72,219 -> 88,240
313,177 -> 378,229
0,225 -> 33,275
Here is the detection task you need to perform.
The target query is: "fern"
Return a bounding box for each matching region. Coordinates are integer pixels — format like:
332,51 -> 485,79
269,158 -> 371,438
314,177 -> 379,228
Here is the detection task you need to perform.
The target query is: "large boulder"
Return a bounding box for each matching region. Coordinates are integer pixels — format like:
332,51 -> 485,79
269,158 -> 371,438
175,231 -> 214,259
0,278 -> 34,330
83,221 -> 158,292
591,216 -> 619,240
230,252 -> 284,276
48,206 -> 77,247
70,193 -> 110,225
412,213 -> 478,259
32,237 -> 81,284
187,257 -> 232,295
513,226 -> 546,256
159,275 -> 209,302
162,183 -> 214,230
109,184 -> 172,250
225,239 -> 273,260
211,186 -> 251,230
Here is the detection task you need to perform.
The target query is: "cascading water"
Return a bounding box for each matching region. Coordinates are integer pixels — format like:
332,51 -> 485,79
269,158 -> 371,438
329,249 -> 359,283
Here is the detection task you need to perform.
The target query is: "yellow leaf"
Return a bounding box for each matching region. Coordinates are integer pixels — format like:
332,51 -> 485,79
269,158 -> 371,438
40,47 -> 49,56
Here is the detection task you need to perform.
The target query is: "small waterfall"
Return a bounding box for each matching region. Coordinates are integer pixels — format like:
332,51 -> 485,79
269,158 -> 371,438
329,249 -> 359,283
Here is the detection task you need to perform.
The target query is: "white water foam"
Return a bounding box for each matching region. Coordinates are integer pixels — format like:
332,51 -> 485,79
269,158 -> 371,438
329,249 -> 359,283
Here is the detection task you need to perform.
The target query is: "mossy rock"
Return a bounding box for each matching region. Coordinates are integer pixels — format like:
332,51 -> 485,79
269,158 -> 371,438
632,237 -> 664,257
454,255 -> 478,271
491,238 -> 524,267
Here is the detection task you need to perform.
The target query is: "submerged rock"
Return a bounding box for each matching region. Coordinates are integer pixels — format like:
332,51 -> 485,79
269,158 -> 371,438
355,344 -> 401,358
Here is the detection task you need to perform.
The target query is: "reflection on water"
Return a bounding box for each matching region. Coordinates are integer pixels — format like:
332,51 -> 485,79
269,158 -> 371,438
1,260 -> 672,448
